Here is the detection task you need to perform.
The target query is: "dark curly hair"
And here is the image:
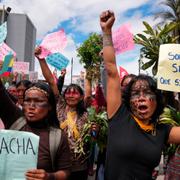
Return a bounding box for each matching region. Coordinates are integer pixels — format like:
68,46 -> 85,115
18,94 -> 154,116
63,84 -> 86,117
123,74 -> 164,123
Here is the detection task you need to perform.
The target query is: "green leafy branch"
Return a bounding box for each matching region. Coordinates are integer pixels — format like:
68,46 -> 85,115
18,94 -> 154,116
74,107 -> 108,156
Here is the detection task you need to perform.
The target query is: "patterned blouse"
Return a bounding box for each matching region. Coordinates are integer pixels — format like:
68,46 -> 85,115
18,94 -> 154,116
56,95 -> 89,171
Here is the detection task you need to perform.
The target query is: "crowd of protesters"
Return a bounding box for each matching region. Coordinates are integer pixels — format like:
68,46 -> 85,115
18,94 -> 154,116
0,10 -> 179,180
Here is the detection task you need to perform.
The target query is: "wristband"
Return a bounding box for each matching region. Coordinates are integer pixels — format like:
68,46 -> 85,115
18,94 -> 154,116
103,33 -> 113,47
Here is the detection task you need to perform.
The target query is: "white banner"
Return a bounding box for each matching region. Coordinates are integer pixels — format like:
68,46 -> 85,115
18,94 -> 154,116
157,44 -> 180,92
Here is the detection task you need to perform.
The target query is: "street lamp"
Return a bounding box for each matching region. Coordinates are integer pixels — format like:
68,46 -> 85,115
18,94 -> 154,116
0,5 -> 11,24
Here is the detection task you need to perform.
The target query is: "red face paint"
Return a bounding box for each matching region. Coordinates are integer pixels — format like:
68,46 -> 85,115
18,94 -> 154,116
65,88 -> 81,97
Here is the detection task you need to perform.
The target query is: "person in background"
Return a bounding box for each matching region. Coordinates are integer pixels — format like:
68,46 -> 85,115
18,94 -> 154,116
0,78 -> 71,180
121,74 -> 136,93
35,47 -> 99,180
16,80 -> 32,106
162,91 -> 180,180
84,77 -> 107,179
7,84 -> 17,98
100,10 -> 180,180
57,68 -> 66,94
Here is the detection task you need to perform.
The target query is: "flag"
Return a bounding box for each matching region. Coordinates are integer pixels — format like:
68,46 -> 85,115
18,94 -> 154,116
119,66 -> 128,80
0,54 -> 14,77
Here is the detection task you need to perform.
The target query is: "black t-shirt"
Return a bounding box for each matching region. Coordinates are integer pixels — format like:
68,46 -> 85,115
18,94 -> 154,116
105,104 -> 171,180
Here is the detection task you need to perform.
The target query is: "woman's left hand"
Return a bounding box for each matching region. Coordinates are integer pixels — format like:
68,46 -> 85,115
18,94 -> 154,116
25,169 -> 49,180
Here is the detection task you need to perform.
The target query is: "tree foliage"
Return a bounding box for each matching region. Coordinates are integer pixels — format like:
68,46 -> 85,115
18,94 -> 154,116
159,106 -> 180,155
134,21 -> 179,76
154,0 -> 180,42
76,33 -> 103,81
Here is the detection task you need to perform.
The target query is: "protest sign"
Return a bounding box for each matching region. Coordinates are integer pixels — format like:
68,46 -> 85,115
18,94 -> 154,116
38,46 -> 51,59
29,71 -> 38,82
112,24 -> 134,54
46,52 -> 70,70
0,130 -> 39,180
0,21 -> 7,44
0,42 -> 17,61
40,29 -> 67,54
157,44 -> 180,92
13,62 -> 30,74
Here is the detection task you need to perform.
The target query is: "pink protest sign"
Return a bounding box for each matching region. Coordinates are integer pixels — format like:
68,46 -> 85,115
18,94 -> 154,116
40,29 -> 67,53
112,24 -> 134,54
13,62 -> 30,74
38,46 -> 51,59
0,42 -> 16,61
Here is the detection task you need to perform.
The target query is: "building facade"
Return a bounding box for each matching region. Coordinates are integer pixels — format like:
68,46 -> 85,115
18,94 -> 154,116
0,7 -> 36,71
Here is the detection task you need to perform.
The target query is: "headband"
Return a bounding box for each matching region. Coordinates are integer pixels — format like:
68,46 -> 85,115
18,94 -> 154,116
25,86 -> 49,97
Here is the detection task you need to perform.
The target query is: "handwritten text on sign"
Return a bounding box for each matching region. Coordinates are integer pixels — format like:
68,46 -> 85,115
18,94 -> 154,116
13,62 -> 30,74
46,52 -> 69,70
157,44 -> 180,92
0,130 -> 39,180
112,24 -> 134,54
40,29 -> 67,53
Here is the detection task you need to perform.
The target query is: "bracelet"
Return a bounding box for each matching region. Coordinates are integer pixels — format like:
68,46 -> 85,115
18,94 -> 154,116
103,33 -> 113,47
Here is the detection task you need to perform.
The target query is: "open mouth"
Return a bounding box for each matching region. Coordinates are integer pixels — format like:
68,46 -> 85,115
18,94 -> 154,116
138,104 -> 148,113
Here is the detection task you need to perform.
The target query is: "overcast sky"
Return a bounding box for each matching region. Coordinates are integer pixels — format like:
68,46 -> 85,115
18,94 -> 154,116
1,0 -> 163,84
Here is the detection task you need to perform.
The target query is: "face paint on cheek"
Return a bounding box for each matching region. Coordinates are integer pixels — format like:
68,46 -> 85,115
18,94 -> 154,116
145,94 -> 156,102
36,102 -> 49,108
24,101 -> 49,108
130,99 -> 138,112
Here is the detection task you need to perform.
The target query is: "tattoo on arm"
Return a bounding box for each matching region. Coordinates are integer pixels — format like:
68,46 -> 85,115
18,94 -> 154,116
103,33 -> 113,47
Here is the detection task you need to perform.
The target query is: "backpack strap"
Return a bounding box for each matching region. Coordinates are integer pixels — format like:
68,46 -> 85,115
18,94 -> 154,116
9,116 -> 26,130
49,127 -> 62,171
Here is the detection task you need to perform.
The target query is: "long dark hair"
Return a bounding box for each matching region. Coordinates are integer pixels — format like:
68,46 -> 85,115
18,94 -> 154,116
63,84 -> 86,117
123,74 -> 164,123
24,82 -> 59,127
